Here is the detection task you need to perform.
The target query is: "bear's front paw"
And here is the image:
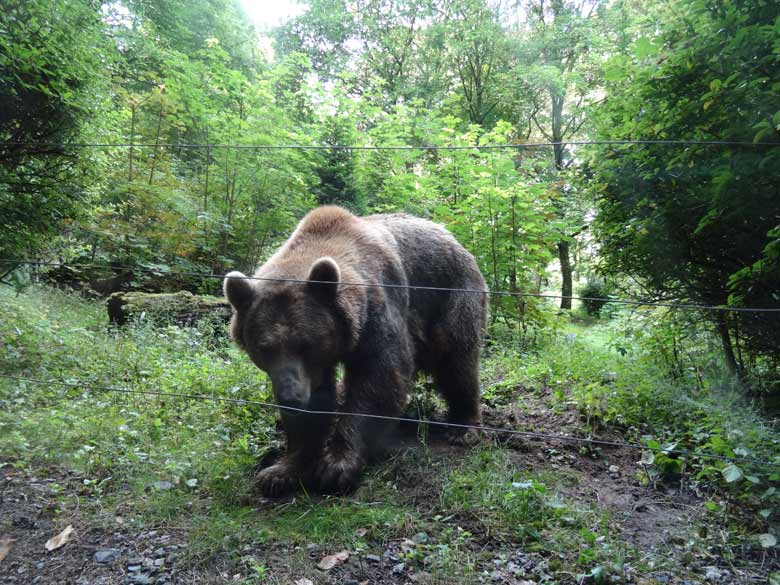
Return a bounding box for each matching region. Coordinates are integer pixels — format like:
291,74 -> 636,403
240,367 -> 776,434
315,451 -> 364,494
255,461 -> 299,498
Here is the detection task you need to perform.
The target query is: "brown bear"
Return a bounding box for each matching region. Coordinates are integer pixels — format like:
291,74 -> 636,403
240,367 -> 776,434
223,206 -> 487,496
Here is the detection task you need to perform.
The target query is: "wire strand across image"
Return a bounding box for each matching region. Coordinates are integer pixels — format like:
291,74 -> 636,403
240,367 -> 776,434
3,139 -> 780,151
2,374 -> 778,470
2,258 -> 779,313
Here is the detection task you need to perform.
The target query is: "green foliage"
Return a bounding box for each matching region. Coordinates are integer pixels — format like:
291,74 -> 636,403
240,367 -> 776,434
577,279 -> 614,317
487,315 -> 780,527
589,0 -> 780,385
0,0 -> 110,259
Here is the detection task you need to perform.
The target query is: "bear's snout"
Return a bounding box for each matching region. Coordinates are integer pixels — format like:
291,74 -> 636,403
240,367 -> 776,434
272,368 -> 310,410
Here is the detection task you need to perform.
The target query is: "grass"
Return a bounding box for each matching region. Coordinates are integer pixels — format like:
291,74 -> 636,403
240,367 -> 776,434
439,447 -> 631,576
1,285 -> 778,582
0,286 -> 269,490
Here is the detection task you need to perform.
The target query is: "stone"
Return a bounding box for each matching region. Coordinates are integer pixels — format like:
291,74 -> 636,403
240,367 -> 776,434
704,567 -> 723,582
128,573 -> 154,585
94,549 -> 121,564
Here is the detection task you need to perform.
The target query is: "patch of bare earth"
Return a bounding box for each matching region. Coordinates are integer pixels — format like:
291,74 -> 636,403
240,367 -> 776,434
0,464 -> 192,585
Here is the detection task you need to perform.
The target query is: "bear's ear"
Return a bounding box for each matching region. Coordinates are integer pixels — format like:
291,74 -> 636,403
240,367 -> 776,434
307,257 -> 341,300
223,271 -> 255,310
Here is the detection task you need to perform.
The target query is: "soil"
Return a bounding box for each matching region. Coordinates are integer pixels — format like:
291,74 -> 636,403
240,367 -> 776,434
1,388 -> 777,584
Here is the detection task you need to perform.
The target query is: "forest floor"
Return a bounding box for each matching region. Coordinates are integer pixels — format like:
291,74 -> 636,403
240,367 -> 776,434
1,287 -> 778,584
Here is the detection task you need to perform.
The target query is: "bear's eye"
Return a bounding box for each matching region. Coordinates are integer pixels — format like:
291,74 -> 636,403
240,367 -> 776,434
256,342 -> 277,356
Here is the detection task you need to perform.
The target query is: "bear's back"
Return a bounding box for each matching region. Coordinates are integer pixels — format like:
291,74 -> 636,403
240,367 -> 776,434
363,213 -> 485,292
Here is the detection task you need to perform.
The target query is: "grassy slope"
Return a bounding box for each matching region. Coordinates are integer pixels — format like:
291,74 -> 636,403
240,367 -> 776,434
1,286 -> 778,583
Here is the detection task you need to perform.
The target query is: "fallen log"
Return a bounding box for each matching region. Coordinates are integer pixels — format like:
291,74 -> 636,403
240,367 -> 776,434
107,290 -> 232,327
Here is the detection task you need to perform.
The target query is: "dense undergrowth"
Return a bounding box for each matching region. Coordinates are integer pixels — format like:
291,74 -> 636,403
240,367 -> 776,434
1,286 -> 778,581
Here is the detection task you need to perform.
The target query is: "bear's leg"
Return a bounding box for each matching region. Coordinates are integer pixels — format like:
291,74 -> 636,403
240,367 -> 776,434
256,370 -> 338,497
432,351 -> 482,444
315,365 -> 410,494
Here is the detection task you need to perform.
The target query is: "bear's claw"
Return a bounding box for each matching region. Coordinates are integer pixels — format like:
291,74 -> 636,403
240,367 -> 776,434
447,427 -> 482,447
255,462 -> 298,497
315,452 -> 363,494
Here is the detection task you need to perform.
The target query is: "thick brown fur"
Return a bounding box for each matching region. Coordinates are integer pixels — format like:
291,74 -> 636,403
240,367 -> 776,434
224,206 -> 487,496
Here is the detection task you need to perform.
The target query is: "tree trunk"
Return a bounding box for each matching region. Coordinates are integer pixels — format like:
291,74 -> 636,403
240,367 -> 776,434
558,240 -> 573,310
716,313 -> 742,381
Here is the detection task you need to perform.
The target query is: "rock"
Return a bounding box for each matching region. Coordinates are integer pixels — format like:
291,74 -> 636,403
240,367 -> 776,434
412,532 -> 429,544
392,562 -> 406,575
128,573 -> 154,585
365,554 -> 381,563
107,290 -> 231,328
94,549 -> 121,564
704,567 -> 723,582
128,565 -> 142,572
608,465 -> 620,475
153,481 -> 174,491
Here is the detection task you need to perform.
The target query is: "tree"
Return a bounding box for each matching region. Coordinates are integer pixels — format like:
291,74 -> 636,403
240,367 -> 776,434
510,0 -> 607,309
590,0 -> 780,384
0,0 -> 109,265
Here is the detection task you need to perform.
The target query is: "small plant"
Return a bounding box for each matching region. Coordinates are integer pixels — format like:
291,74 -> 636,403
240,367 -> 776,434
577,279 -> 614,317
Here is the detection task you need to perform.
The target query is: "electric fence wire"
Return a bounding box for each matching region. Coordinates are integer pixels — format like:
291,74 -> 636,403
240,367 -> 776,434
3,139 -> 780,151
3,259 -> 780,313
0,374 -> 780,468
2,374 -> 779,469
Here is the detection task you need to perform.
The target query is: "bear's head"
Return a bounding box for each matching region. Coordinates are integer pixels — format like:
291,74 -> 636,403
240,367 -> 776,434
223,257 -> 347,410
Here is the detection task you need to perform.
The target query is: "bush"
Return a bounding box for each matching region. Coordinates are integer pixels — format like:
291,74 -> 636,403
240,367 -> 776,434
577,279 -> 614,317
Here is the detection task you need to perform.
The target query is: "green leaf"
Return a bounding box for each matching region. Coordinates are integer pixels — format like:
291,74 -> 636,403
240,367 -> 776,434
634,37 -> 659,59
722,464 -> 743,483
605,65 -> 625,82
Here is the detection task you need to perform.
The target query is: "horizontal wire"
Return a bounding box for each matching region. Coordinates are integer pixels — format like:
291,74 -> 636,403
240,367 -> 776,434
4,259 -> 780,313
3,139 -> 780,151
2,374 -> 778,469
